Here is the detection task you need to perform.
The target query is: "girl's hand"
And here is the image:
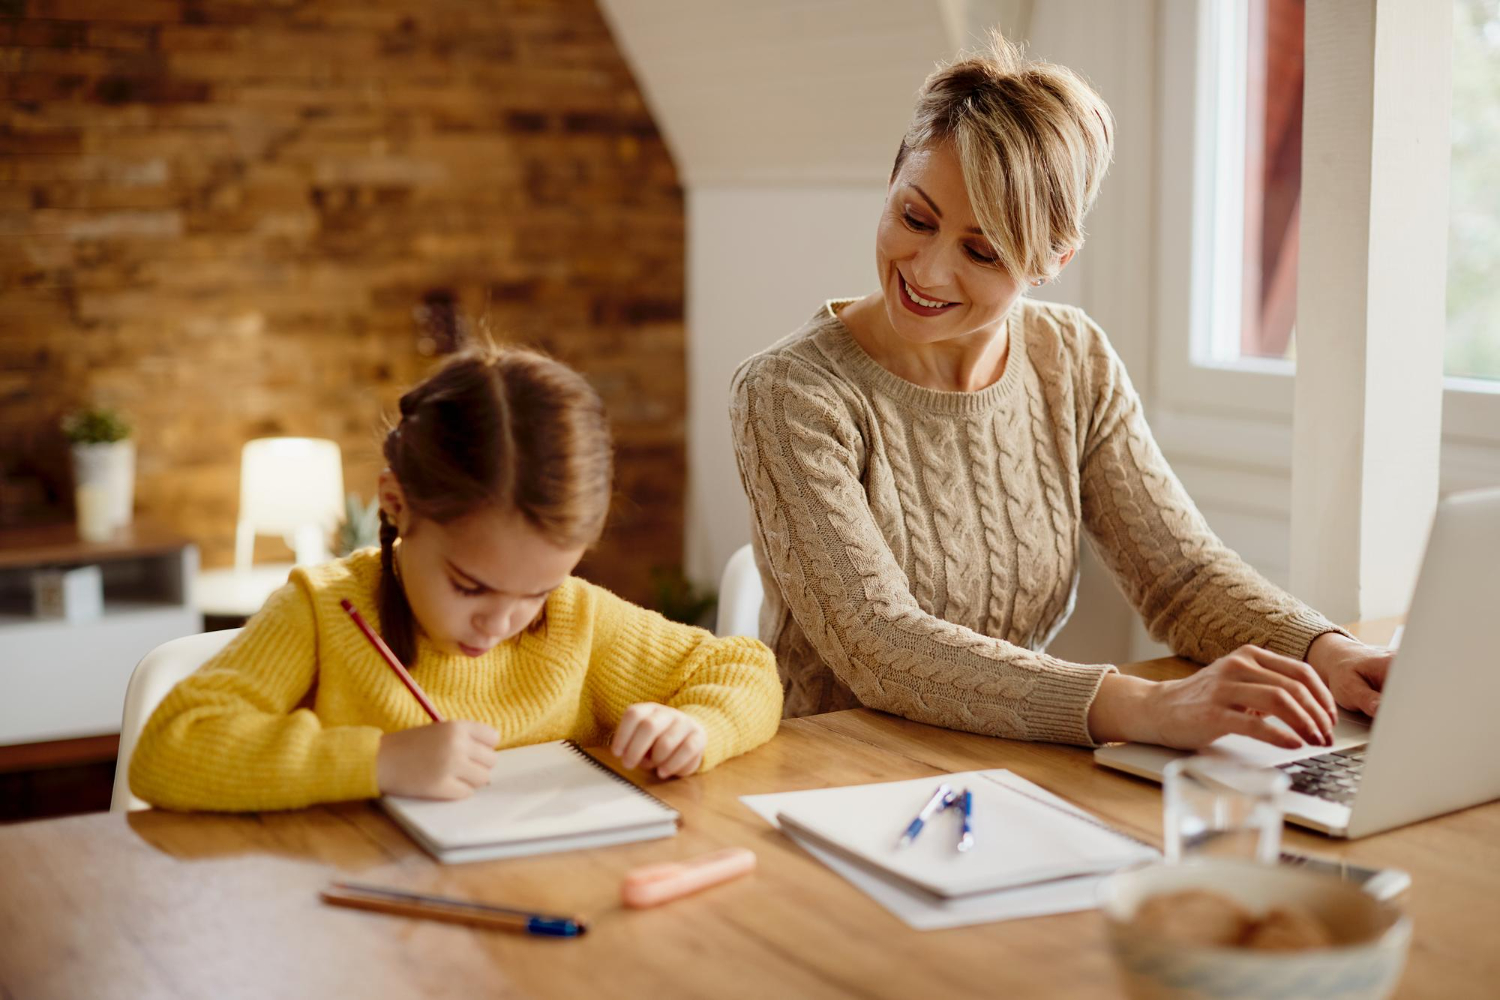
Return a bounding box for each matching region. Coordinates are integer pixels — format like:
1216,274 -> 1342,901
1305,632 -> 1391,717
611,702 -> 707,779
376,720 -> 499,799
1089,645 -> 1338,750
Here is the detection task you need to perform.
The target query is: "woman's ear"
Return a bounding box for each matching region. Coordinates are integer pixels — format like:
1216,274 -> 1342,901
377,469 -> 411,536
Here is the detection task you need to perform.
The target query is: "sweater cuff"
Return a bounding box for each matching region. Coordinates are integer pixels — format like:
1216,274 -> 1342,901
1024,662 -> 1117,748
675,703 -> 749,773
1263,609 -> 1353,662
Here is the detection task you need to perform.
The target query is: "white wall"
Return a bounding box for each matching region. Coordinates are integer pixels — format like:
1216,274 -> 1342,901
683,185 -> 887,584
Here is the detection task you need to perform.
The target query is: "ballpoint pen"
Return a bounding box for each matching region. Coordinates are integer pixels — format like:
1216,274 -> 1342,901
896,783 -> 954,848
956,787 -> 974,852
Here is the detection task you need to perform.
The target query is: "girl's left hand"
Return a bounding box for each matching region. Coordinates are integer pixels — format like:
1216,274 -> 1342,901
611,702 -> 707,779
1305,632 -> 1393,717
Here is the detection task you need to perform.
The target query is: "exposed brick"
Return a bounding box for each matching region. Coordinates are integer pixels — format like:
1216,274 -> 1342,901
0,0 -> 685,605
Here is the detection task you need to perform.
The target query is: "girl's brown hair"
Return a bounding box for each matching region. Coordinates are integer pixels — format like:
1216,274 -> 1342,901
377,344 -> 613,664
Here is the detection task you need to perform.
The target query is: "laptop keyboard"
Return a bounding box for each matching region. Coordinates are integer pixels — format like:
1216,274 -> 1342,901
1276,747 -> 1367,806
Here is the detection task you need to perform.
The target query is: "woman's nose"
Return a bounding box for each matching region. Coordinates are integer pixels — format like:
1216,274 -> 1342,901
473,603 -> 514,641
907,239 -> 955,291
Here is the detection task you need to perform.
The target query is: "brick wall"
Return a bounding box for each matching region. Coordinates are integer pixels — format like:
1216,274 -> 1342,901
0,0 -> 685,604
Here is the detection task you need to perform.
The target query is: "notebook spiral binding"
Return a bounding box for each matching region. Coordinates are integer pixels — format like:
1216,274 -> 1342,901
563,741 -> 681,821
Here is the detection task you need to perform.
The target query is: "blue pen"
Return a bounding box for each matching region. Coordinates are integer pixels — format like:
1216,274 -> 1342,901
956,788 -> 974,853
897,783 -> 954,848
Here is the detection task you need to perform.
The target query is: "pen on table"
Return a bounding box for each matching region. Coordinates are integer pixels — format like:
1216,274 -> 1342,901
321,881 -> 586,937
897,783 -> 954,848
339,598 -> 445,723
956,787 -> 974,853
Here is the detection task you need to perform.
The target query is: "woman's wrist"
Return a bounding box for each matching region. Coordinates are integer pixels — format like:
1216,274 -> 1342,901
1087,673 -> 1160,745
1305,631 -> 1357,683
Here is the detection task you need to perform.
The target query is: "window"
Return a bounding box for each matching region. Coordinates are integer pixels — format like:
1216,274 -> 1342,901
1204,0 -> 1500,381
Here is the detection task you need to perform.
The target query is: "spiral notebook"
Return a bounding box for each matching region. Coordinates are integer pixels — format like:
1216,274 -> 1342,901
769,769 -> 1155,899
380,740 -> 680,864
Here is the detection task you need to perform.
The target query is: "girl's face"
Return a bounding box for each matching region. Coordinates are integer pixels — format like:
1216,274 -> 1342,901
378,471 -> 586,657
875,141 -> 1031,346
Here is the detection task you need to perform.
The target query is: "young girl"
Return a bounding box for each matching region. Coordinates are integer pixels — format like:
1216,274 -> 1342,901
130,345 -> 783,812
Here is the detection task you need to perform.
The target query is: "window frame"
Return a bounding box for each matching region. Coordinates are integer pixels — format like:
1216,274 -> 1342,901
1152,0 -> 1500,444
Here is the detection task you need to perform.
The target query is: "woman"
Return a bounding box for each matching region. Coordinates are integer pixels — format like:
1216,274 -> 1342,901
729,35 -> 1390,749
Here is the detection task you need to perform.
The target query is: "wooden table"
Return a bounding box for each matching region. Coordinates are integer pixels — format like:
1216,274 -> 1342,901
2,623 -> 1496,999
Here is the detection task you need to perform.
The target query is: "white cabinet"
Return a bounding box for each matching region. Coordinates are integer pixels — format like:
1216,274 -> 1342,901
0,526 -> 200,745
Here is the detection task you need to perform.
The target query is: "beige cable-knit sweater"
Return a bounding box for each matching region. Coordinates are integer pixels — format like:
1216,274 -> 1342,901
729,298 -> 1343,747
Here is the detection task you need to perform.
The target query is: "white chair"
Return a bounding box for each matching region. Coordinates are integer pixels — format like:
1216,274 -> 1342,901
111,628 -> 241,812
196,437 -> 345,620
716,544 -> 764,639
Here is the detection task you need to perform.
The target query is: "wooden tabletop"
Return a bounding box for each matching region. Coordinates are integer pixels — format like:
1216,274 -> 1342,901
0,521 -> 191,569
1,622 -> 1495,1000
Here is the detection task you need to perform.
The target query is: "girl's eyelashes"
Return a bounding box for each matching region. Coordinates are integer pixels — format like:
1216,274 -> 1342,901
901,208 -> 933,232
449,577 -> 486,597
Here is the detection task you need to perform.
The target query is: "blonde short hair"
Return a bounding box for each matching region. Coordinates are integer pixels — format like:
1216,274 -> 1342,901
894,32 -> 1115,283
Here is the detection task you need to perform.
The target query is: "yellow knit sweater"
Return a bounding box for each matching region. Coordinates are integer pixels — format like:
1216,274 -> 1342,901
130,549 -> 783,812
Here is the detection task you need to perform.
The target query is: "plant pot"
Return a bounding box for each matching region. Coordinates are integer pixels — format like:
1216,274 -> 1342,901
72,439 -> 135,541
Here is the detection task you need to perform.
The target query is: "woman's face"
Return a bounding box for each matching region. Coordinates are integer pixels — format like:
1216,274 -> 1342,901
379,471 -> 585,657
874,141 -> 1029,346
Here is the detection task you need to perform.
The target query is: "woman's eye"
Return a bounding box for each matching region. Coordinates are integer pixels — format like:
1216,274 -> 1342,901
966,246 -> 999,266
902,209 -> 932,232
450,578 -> 486,597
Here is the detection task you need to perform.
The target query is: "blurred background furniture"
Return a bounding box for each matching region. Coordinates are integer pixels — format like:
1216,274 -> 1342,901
0,523 -> 198,817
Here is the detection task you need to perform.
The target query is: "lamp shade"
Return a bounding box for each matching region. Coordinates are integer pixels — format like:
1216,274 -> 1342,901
238,437 -> 345,538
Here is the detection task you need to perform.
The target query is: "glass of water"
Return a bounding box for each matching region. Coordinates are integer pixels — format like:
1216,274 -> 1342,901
1163,755 -> 1289,864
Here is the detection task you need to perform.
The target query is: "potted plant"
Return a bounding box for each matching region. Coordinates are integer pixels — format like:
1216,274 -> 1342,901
62,407 -> 134,542
331,493 -> 381,557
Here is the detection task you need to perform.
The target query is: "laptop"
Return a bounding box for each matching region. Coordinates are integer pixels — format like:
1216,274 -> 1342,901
1094,486 -> 1500,839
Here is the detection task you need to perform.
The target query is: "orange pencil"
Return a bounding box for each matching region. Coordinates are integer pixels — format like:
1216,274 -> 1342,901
339,598 -> 445,723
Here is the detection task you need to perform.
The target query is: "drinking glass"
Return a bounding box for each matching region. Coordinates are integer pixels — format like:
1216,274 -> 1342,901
1162,755 -> 1289,864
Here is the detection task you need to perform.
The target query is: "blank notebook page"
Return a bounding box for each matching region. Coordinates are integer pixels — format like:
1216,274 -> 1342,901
382,740 -> 677,852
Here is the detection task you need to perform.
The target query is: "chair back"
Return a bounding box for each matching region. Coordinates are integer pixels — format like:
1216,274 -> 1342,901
716,544 -> 764,639
111,629 -> 241,812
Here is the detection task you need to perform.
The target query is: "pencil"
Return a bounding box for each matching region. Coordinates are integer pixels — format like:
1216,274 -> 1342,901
321,881 -> 587,937
339,598 -> 445,723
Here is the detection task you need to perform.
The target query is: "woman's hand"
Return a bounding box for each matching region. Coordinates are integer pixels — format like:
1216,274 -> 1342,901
1089,645 -> 1338,750
1305,632 -> 1391,717
376,720 -> 499,799
611,702 -> 707,779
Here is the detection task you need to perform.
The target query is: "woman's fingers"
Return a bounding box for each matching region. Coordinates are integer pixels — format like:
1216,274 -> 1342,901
1222,708 -> 1305,750
652,723 -> 704,778
1223,683 -> 1320,747
1240,646 -> 1338,723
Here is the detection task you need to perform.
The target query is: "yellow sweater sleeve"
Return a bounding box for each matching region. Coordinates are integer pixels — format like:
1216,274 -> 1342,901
579,582 -> 783,772
128,576 -> 383,812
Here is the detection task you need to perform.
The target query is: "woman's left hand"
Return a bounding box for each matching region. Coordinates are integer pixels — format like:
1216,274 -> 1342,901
611,702 -> 707,779
1305,632 -> 1392,717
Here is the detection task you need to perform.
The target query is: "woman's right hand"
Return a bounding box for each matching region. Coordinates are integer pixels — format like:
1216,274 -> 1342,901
376,720 -> 500,799
1089,645 -> 1338,750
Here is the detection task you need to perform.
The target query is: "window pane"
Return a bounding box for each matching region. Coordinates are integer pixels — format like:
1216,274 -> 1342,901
1218,0 -> 1500,381
1447,0 -> 1500,381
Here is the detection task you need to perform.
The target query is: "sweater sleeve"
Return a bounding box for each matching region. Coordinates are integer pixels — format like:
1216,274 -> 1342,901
128,577 -> 384,812
580,582 -> 782,772
1074,315 -> 1348,663
731,354 -> 1115,747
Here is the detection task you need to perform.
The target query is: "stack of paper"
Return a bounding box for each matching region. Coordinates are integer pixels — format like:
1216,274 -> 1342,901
741,769 -> 1158,930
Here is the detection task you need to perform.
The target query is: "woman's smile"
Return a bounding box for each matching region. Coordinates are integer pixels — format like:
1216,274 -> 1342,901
896,271 -> 959,316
